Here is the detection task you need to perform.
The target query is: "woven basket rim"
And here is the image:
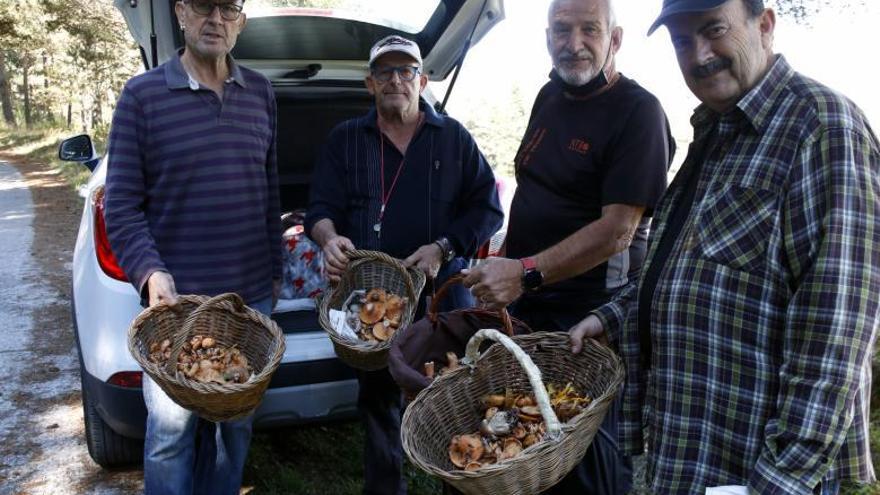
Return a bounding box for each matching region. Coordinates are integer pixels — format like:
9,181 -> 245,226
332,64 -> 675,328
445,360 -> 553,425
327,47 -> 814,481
127,294 -> 286,396
401,332 -> 624,490
317,249 -> 426,356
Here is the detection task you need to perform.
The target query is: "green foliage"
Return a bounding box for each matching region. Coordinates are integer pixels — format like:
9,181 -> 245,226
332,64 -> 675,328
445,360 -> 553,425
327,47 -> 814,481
0,0 -> 139,131
462,84 -> 530,178
770,0 -> 868,24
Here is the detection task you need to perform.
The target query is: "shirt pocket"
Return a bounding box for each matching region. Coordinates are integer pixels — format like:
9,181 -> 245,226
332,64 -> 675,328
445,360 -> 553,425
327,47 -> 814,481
693,184 -> 778,274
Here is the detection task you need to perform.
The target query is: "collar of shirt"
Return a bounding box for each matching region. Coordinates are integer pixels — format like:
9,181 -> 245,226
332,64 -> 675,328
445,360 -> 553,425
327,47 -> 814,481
690,55 -> 794,137
363,98 -> 446,133
164,48 -> 248,91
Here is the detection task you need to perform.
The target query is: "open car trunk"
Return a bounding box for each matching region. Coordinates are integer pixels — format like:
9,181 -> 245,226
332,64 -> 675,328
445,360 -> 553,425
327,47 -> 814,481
275,85 -> 375,213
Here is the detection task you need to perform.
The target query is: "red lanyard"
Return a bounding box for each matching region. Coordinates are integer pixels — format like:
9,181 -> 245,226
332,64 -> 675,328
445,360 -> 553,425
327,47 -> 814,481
374,132 -> 406,237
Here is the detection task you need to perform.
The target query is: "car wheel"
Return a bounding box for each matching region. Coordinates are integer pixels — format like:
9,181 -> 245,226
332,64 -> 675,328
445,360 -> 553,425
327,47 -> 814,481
81,382 -> 143,467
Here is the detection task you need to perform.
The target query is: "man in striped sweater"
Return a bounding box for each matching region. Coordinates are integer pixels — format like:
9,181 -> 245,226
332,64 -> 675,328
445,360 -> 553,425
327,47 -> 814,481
104,0 -> 280,493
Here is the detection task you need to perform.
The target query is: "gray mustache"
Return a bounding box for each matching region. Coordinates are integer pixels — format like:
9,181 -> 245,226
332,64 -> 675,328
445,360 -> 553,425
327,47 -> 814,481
692,58 -> 731,79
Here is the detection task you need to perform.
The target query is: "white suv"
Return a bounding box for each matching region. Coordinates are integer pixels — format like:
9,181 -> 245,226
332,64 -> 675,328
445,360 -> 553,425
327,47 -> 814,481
59,0 -> 503,467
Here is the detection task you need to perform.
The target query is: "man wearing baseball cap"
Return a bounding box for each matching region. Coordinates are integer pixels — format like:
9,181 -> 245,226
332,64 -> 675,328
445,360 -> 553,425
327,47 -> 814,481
570,0 -> 880,493
307,34 -> 502,494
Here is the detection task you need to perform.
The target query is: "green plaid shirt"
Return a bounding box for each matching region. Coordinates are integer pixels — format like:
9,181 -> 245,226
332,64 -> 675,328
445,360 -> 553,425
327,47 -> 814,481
595,56 -> 880,494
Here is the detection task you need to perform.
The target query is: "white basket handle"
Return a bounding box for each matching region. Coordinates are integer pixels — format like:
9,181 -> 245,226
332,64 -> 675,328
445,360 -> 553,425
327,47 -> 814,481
463,328 -> 561,438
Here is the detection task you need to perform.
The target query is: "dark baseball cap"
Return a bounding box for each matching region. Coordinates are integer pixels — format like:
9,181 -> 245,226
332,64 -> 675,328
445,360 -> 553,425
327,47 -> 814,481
647,0 -> 729,35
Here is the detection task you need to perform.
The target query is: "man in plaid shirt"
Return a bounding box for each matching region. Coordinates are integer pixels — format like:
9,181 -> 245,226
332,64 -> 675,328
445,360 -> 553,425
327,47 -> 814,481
569,0 -> 880,493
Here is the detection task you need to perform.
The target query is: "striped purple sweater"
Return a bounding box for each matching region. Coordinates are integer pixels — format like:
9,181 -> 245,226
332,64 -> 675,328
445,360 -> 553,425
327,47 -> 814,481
105,54 -> 282,304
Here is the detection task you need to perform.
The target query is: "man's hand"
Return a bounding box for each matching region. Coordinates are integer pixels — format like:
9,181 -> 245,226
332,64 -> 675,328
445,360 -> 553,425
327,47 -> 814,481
460,257 -> 523,309
147,271 -> 179,308
569,314 -> 607,352
403,243 -> 443,279
322,235 -> 355,283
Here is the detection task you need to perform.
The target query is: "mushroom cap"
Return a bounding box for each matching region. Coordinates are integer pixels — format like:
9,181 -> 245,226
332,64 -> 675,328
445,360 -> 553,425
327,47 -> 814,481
359,301 -> 386,325
372,320 -> 394,341
448,434 -> 484,469
365,288 -> 388,303
384,294 -> 406,323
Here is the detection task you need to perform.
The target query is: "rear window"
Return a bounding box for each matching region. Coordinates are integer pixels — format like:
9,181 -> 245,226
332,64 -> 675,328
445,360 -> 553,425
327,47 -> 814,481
244,0 -> 441,33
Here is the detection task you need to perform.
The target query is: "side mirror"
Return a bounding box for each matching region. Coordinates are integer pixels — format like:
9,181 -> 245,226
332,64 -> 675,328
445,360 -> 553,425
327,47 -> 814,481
59,134 -> 100,171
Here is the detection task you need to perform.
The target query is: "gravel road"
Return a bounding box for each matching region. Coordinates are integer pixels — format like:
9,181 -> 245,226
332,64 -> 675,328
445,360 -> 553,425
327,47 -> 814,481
0,160 -> 143,494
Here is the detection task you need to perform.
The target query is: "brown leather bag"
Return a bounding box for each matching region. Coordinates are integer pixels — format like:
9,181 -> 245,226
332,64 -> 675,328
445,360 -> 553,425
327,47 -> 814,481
388,274 -> 532,396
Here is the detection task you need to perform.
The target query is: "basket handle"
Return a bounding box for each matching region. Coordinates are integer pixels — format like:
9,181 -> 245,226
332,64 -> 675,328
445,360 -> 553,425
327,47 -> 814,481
428,274 -> 514,337
345,249 -> 419,300
165,293 -> 248,375
463,329 -> 561,438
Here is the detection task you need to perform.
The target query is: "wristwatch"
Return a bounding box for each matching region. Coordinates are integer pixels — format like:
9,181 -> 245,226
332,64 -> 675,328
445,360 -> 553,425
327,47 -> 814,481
434,236 -> 456,263
520,257 -> 543,291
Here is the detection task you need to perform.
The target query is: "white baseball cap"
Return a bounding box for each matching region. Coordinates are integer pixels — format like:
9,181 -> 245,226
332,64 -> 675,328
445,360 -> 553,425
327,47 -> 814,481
368,35 -> 423,66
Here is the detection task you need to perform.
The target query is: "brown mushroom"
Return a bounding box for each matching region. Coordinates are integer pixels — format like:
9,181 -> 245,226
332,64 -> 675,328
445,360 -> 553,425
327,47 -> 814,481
359,301 -> 386,325
481,394 -> 506,408
423,361 -> 435,379
365,288 -> 388,303
448,434 -> 484,469
522,433 -> 539,448
464,461 -> 482,472
384,294 -> 405,326
515,395 -> 535,408
372,320 -> 392,341
499,438 -> 523,460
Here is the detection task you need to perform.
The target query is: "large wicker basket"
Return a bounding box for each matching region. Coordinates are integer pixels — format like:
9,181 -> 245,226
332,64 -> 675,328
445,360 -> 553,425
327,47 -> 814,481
128,293 -> 285,422
402,329 -> 624,494
318,249 -> 426,371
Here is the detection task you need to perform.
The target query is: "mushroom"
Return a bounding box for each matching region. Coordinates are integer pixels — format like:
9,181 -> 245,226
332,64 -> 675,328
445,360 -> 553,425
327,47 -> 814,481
481,394 -> 506,408
464,461 -> 482,472
515,395 -> 535,408
359,301 -> 386,325
448,434 -> 484,469
365,288 -> 388,303
372,320 -> 393,341
499,438 -> 523,460
423,361 -> 435,379
523,433 -> 539,448
384,294 -> 405,327
201,337 -> 216,349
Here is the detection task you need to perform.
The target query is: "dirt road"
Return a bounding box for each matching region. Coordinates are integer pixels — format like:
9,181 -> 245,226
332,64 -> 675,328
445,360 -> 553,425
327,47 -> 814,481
0,158 -> 143,494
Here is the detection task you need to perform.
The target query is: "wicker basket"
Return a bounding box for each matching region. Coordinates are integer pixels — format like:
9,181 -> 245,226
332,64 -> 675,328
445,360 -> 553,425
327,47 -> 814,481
402,329 -> 624,494
128,293 -> 285,422
317,249 -> 426,371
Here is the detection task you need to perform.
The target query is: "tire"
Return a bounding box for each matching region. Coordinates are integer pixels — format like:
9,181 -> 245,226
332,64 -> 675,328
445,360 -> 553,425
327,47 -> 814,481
81,381 -> 143,467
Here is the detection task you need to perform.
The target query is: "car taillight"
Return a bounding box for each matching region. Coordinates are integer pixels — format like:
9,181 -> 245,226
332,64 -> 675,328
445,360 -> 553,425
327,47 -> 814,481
92,186 -> 128,281
107,371 -> 142,388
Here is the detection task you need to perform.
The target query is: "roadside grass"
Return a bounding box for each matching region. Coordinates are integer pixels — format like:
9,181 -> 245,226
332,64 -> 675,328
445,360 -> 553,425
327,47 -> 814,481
0,125 -> 101,191
2,125 -> 879,494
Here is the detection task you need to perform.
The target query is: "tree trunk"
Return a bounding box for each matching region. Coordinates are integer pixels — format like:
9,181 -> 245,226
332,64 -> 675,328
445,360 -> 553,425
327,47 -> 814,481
0,51 -> 16,127
67,101 -> 72,129
22,57 -> 32,129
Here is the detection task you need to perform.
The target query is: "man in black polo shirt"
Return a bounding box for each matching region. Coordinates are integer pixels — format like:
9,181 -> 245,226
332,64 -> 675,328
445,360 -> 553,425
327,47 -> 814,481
462,0 -> 673,492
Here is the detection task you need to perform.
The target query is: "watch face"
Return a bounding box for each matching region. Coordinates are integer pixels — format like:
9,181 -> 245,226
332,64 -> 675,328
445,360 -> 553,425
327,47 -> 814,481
523,269 -> 543,290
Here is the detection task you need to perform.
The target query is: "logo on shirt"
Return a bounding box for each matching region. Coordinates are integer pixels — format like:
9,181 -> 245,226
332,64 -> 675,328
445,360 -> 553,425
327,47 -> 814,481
568,138 -> 590,155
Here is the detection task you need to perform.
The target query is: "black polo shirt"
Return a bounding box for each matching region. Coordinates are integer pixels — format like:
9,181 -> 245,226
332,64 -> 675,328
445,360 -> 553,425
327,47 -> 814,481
505,75 -> 673,303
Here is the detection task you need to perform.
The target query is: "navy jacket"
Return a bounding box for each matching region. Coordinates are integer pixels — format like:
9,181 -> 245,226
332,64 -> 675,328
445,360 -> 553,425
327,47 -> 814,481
306,100 -> 503,310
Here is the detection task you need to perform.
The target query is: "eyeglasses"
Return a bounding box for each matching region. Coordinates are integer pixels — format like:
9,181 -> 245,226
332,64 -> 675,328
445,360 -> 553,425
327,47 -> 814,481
371,65 -> 421,83
186,0 -> 243,21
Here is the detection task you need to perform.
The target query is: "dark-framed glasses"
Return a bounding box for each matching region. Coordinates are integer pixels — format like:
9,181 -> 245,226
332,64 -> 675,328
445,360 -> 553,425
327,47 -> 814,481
371,65 -> 421,83
186,0 -> 243,21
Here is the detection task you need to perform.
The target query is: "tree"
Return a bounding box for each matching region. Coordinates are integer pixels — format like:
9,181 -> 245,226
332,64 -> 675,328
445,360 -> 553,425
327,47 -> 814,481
770,0 -> 867,24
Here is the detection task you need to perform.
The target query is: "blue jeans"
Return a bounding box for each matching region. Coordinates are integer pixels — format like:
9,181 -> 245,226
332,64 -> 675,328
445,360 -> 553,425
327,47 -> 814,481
143,296 -> 272,495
